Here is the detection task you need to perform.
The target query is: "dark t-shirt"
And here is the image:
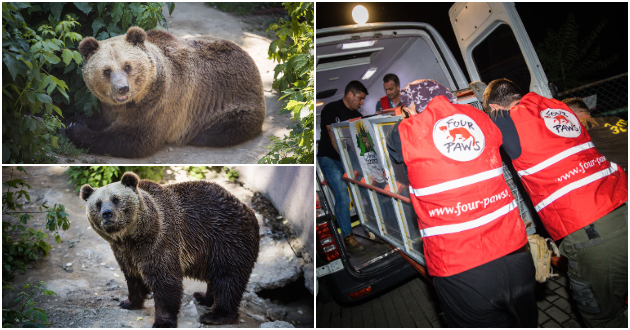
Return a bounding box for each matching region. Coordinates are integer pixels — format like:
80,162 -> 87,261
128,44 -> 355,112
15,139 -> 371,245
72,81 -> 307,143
489,109 -> 522,159
317,99 -> 362,161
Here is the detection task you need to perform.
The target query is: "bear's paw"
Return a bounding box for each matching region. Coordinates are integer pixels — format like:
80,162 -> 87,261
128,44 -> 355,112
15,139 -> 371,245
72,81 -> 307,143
119,299 -> 143,310
199,309 -> 239,325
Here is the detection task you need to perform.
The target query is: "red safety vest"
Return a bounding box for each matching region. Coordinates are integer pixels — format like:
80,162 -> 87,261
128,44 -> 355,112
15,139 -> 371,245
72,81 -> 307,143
399,95 -> 527,277
510,93 -> 628,240
380,96 -> 391,110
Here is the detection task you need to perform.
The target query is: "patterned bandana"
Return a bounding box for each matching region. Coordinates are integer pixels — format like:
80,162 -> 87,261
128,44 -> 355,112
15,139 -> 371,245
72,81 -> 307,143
400,79 -> 457,113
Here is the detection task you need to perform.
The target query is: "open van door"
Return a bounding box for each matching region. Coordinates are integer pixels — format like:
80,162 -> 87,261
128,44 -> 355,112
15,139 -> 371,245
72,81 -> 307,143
449,2 -> 552,98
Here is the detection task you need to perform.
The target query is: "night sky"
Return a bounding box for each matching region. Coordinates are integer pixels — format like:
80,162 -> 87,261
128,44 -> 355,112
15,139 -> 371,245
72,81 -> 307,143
316,2 -> 628,83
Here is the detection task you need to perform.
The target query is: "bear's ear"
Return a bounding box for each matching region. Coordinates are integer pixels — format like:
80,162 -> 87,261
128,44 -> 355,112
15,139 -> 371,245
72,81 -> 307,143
121,172 -> 140,189
126,27 -> 146,46
78,37 -> 100,60
80,184 -> 95,201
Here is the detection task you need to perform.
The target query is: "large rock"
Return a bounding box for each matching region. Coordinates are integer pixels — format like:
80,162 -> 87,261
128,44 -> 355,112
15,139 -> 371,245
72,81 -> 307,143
260,320 -> 295,328
302,263 -> 314,295
247,236 -> 303,292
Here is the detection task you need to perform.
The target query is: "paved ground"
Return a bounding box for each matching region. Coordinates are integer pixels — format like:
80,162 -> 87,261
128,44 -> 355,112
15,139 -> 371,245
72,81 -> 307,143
317,269 -> 588,327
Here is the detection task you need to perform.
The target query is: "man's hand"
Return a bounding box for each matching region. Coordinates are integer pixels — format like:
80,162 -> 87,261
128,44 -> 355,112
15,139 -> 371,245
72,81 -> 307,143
327,124 -> 340,154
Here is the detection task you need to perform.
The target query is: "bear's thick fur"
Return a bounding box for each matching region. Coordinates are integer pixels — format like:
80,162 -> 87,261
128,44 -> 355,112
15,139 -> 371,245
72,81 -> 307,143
80,172 -> 260,327
68,27 -> 266,158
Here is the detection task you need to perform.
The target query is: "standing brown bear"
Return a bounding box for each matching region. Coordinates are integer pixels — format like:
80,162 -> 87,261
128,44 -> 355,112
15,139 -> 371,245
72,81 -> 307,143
67,26 -> 266,158
80,172 -> 260,327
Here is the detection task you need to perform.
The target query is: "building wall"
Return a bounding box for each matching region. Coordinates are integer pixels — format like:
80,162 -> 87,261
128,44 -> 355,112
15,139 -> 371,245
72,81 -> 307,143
236,166 -> 314,258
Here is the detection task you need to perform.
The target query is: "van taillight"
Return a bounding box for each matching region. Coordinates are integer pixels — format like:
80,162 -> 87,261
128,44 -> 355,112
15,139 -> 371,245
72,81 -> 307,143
316,223 -> 340,262
348,286 -> 372,299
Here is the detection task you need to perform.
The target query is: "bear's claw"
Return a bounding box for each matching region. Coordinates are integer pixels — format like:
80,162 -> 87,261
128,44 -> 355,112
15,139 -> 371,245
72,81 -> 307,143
199,309 -> 239,325
119,299 -> 143,310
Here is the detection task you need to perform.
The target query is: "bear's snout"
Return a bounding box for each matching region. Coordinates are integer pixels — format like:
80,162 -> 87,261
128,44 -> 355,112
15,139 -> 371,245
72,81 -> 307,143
102,209 -> 113,220
110,72 -> 130,102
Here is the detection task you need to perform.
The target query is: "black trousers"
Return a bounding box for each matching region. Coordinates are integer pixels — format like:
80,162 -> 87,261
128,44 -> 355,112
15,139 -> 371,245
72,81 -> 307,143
433,248 -> 538,328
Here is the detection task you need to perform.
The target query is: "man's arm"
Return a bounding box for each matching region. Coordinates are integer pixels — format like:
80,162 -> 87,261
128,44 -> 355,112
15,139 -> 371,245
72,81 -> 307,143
386,120 -> 405,164
489,110 -> 521,159
326,124 -> 340,154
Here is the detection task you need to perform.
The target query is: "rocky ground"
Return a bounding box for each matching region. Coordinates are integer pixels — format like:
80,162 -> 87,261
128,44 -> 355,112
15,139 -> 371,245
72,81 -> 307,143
2,166 -> 314,327
58,3 -> 293,164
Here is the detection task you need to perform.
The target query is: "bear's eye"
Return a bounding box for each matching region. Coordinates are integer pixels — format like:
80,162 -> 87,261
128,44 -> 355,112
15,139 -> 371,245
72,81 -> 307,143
124,65 -> 131,73
112,197 -> 119,204
96,201 -> 102,209
103,69 -> 111,77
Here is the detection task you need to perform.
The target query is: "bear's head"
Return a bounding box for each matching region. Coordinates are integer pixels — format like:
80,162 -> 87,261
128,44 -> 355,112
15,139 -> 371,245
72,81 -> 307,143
80,172 -> 142,238
78,27 -> 155,106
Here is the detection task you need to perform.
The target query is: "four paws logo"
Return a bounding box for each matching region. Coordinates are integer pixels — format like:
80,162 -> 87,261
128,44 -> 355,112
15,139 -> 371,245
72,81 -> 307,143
432,114 -> 485,162
541,109 -> 581,138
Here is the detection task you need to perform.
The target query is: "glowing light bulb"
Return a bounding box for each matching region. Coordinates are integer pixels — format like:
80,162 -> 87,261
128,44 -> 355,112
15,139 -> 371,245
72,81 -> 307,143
352,5 -> 369,25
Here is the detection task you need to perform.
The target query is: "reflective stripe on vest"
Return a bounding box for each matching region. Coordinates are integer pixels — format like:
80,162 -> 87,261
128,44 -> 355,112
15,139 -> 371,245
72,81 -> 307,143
517,142 -> 595,177
410,167 -> 504,196
420,200 -> 518,237
535,163 -> 619,212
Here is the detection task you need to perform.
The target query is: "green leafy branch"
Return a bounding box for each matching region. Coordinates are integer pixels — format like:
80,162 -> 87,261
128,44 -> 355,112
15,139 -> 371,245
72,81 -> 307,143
535,12 -> 617,92
2,281 -> 56,328
2,167 -> 70,281
3,3 -> 82,163
259,2 -> 314,164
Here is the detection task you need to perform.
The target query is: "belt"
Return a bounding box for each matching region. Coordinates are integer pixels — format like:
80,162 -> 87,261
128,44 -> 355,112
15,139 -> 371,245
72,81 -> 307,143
508,243 -> 529,256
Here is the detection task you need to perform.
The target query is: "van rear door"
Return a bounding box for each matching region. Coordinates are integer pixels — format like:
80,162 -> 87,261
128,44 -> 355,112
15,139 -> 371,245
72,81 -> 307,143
448,2 -> 551,97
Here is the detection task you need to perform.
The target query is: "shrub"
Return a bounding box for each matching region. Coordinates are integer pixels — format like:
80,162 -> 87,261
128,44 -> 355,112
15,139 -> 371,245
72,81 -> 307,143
66,166 -> 166,191
2,281 -> 57,328
259,2 -> 314,164
2,167 -> 70,281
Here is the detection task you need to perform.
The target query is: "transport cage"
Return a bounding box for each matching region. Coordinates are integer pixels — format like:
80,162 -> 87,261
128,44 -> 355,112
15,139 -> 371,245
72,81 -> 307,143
330,113 -> 537,267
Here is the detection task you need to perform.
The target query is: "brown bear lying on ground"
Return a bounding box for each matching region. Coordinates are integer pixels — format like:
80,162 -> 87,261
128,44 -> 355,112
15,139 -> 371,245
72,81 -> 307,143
80,172 -> 260,327
67,27 -> 266,158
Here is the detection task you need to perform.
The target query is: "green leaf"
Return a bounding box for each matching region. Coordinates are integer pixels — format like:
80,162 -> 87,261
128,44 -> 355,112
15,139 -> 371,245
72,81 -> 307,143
112,3 -> 123,26
35,93 -> 52,104
52,105 -> 63,116
167,2 -> 175,16
122,10 -> 133,29
61,49 -> 73,65
50,3 -> 65,19
96,31 -> 109,40
72,51 -> 83,65
51,136 -> 59,148
46,55 -> 61,65
38,310 -> 48,322
47,81 -> 57,95
92,18 -> 105,36
97,2 -> 106,15
3,53 -> 19,81
74,2 -> 92,15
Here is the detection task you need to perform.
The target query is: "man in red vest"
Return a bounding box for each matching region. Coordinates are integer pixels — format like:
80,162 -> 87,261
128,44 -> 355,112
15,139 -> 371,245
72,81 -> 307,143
563,97 -> 628,171
484,78 -> 628,328
375,74 -> 402,112
388,90 -> 537,327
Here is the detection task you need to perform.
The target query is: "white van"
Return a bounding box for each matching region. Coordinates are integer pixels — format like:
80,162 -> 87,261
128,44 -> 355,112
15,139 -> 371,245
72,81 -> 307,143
315,2 -> 550,302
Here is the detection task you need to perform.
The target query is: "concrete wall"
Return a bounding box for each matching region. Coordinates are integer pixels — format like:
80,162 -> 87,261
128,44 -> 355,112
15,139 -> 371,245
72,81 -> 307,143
235,166 -> 314,258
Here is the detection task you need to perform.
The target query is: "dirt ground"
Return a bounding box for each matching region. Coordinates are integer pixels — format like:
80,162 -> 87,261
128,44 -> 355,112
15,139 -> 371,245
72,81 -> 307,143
2,166 -> 314,328
60,3 -> 292,164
